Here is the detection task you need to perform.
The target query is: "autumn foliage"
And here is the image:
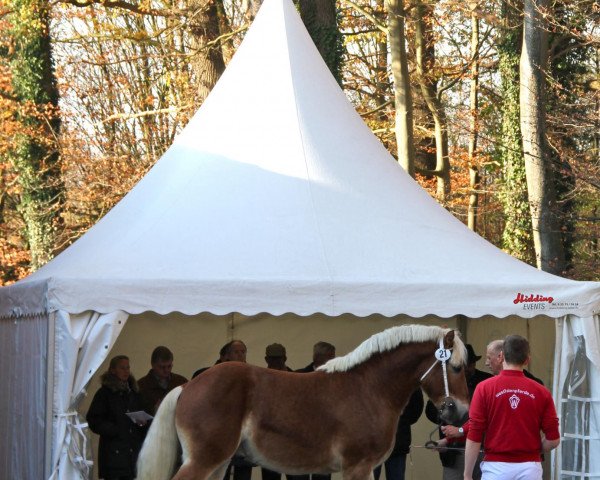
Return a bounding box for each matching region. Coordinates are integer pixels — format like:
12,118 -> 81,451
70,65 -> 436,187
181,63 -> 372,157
1,0 -> 598,284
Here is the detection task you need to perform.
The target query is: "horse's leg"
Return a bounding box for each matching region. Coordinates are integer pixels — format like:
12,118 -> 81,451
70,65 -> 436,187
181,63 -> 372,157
207,462 -> 230,480
172,460 -> 229,480
174,423 -> 243,480
342,464 -> 376,480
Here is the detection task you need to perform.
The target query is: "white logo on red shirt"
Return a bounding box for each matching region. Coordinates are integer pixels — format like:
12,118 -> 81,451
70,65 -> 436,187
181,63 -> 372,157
509,394 -> 520,409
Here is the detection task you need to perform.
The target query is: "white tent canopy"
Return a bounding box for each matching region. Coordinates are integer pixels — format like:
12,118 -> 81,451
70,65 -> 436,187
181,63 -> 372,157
1,0 -> 599,478
1,0 -> 599,321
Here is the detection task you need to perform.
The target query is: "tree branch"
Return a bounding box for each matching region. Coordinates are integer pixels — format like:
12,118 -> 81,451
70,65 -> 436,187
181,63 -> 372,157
360,100 -> 392,117
340,0 -> 388,35
0,89 -> 17,102
56,0 -> 179,17
101,105 -> 192,124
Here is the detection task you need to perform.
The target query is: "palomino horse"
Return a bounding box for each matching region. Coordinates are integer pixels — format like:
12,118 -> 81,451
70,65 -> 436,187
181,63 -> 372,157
136,325 -> 469,480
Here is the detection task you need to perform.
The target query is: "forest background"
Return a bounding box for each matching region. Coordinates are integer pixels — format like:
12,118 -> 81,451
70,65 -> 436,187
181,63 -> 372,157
0,0 -> 598,285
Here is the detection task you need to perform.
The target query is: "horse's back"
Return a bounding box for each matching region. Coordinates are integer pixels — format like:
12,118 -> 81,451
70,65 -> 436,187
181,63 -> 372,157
176,363 -> 340,435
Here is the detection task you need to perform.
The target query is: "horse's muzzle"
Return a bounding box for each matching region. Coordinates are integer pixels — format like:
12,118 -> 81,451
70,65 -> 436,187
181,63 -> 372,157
438,396 -> 469,427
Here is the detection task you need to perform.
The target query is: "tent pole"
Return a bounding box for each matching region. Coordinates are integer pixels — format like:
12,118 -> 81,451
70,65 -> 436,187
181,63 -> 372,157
229,312 -> 235,340
455,314 -> 469,343
44,311 -> 56,479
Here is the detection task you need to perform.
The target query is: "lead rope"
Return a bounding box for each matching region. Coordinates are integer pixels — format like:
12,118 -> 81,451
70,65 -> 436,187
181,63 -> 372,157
419,338 -> 451,396
439,338 -> 450,398
421,338 -> 452,448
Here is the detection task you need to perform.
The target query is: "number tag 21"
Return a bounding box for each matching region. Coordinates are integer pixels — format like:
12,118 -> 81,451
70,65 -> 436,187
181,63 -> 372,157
435,348 -> 451,361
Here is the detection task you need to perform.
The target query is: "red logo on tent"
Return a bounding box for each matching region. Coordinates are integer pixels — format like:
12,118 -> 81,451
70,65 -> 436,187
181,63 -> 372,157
513,293 -> 554,305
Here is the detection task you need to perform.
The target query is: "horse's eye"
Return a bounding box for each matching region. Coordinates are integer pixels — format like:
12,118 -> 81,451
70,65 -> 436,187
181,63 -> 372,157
451,365 -> 462,373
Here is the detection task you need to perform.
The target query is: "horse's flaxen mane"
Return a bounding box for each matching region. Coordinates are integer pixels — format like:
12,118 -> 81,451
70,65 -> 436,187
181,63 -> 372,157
318,325 -> 466,373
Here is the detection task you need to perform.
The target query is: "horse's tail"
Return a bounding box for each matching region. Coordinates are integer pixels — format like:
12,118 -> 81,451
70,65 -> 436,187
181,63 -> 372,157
136,385 -> 183,480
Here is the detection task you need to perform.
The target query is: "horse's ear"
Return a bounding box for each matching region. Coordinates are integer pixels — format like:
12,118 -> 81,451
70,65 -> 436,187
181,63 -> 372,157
443,330 -> 455,349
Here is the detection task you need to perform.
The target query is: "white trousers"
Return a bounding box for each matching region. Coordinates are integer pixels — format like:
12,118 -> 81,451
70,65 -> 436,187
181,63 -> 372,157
480,461 -> 542,480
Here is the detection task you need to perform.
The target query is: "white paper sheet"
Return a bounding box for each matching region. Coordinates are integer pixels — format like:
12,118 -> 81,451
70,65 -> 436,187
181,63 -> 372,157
125,411 -> 153,423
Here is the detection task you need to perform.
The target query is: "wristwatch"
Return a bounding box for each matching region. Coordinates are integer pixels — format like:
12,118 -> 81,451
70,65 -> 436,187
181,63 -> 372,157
458,427 -> 464,434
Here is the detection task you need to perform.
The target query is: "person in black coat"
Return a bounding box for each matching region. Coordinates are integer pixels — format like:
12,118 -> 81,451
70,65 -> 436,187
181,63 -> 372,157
374,388 -> 424,480
426,344 -> 492,480
261,343 -> 295,480
138,346 -> 188,416
296,341 -> 336,373
87,355 -> 147,480
293,341 -> 336,480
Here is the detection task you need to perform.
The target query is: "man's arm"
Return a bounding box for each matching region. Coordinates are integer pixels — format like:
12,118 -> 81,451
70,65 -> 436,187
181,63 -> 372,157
463,439 -> 481,480
540,391 -> 560,453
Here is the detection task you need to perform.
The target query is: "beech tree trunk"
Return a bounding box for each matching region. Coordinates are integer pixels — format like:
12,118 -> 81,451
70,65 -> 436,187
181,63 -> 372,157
467,10 -> 479,232
298,0 -> 342,83
386,0 -> 415,176
499,0 -> 535,264
414,0 -> 450,198
188,0 -> 227,104
410,23 -> 436,174
5,0 -> 63,269
520,0 -> 565,273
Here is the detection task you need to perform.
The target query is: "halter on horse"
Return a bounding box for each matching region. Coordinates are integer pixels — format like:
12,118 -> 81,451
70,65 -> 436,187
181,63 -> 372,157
136,325 -> 469,480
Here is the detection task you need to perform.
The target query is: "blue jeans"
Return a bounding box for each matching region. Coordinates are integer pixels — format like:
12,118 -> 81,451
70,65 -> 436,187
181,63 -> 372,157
373,455 -> 407,480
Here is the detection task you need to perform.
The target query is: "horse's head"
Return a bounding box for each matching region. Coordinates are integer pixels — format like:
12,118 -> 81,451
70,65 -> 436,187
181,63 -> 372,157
419,329 -> 469,427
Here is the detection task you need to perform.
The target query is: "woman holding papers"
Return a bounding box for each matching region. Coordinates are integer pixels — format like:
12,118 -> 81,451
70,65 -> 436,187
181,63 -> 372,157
87,355 -> 148,480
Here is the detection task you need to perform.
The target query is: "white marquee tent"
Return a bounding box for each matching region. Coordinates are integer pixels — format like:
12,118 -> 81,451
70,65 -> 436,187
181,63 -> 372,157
1,0 -> 599,478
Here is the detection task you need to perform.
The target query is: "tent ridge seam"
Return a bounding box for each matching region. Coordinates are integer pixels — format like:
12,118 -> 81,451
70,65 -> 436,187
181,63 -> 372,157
281,3 -> 335,304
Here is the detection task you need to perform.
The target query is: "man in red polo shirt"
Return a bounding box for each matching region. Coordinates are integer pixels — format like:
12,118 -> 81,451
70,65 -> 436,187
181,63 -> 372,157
464,335 -> 560,480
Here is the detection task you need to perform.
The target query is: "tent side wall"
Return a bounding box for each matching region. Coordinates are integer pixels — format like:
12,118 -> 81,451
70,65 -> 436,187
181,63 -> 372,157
0,313 -> 48,479
553,315 -> 600,479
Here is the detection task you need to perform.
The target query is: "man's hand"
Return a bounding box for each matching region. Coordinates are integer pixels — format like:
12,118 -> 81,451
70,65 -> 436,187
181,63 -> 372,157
442,425 -> 464,439
542,436 -> 560,452
433,438 -> 449,453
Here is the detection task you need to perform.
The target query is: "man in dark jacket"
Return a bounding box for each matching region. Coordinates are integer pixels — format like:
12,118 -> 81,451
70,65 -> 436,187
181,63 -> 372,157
87,355 -> 147,480
261,343 -> 294,480
293,341 -> 336,480
264,343 -> 293,372
138,346 -> 188,416
426,343 -> 492,480
296,341 -> 336,373
374,388 -> 424,480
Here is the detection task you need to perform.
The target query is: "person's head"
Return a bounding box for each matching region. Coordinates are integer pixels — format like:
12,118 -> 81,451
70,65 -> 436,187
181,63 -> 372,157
265,343 -> 287,370
150,346 -> 174,380
224,340 -> 247,363
313,341 -> 335,368
217,342 -> 231,363
109,355 -> 131,383
503,335 -> 530,367
464,344 -> 482,379
485,339 -> 504,375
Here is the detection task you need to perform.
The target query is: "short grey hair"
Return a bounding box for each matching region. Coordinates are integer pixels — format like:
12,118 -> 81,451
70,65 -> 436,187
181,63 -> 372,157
487,339 -> 503,354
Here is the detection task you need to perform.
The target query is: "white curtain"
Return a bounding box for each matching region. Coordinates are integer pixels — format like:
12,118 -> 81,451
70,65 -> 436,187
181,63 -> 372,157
49,310 -> 128,480
553,314 -> 600,480
0,313 -> 48,480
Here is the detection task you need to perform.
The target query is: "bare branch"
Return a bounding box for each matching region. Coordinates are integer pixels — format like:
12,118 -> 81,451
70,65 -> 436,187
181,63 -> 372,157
340,0 -> 388,35
360,100 -> 392,117
100,105 -> 193,124
55,0 -> 179,17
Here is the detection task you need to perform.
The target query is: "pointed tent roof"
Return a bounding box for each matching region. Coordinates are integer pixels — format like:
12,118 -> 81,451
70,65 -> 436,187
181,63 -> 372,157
1,0 -> 599,319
